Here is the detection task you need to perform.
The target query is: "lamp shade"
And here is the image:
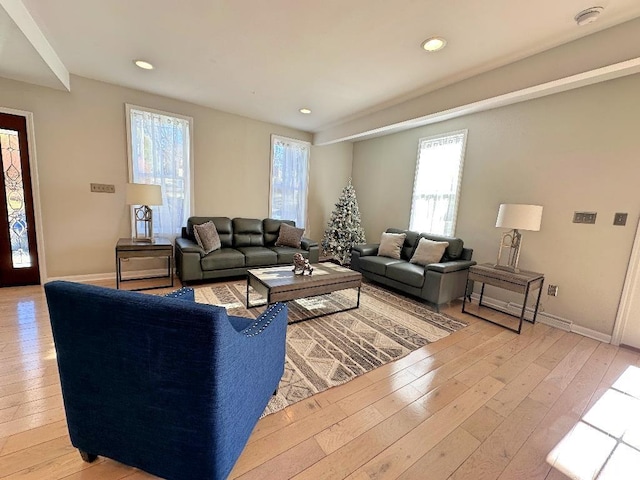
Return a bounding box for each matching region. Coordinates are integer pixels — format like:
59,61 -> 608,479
126,183 -> 163,206
495,204 -> 543,231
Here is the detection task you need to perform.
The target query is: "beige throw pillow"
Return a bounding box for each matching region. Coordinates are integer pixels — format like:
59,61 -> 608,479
275,222 -> 305,248
193,221 -> 221,255
377,232 -> 406,259
410,238 -> 449,266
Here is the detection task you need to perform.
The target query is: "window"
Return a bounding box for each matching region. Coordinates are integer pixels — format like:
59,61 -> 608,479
269,135 -> 310,228
409,130 -> 467,236
126,105 -> 193,238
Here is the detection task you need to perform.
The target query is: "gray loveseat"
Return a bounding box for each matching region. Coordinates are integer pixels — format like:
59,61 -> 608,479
350,228 -> 476,309
175,217 -> 319,283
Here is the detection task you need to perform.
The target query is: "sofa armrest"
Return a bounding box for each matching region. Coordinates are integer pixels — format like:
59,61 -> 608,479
427,259 -> 477,274
175,237 -> 205,255
352,243 -> 379,257
301,237 -> 318,250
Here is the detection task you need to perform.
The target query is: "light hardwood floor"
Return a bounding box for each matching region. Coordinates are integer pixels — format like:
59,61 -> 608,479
1,278 -> 638,480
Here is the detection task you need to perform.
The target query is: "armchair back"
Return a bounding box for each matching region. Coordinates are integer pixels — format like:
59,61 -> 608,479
45,281 -> 287,480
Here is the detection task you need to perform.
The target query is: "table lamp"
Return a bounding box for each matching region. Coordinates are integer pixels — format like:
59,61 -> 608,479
126,183 -> 163,242
495,204 -> 543,272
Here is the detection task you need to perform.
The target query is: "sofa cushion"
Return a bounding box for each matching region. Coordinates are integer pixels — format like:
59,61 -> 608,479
386,262 -> 426,288
188,217 -> 233,247
268,246 -> 309,264
420,233 -> 464,260
378,232 -> 406,259
386,228 -> 421,260
410,238 -> 449,266
200,248 -> 245,271
275,223 -> 305,248
233,218 -> 265,247
236,247 -> 278,267
263,219 -> 295,246
193,221 -> 221,255
359,256 -> 403,276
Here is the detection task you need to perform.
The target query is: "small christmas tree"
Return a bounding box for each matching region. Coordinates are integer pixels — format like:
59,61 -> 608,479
322,180 -> 366,265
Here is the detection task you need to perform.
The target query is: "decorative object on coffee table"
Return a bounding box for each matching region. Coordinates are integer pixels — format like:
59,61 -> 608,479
321,179 -> 366,265
292,252 -> 313,275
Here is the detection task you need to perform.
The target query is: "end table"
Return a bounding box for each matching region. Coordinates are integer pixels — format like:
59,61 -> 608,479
462,263 -> 544,334
115,238 -> 174,290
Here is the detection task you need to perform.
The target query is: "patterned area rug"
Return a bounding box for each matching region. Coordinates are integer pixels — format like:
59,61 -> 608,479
195,280 -> 467,416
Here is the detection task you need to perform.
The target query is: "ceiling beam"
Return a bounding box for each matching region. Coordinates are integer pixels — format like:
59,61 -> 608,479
0,0 -> 70,91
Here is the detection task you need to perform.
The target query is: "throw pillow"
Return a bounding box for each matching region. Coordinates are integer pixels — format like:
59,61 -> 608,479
377,232 -> 406,259
193,221 -> 221,255
275,222 -> 305,248
410,238 -> 449,266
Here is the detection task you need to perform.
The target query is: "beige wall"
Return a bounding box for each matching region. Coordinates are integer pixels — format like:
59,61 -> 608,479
308,141 -> 354,245
352,73 -> 640,337
0,75 -> 351,278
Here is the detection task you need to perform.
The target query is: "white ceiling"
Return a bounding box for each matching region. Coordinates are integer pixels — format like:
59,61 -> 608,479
2,0 -> 640,135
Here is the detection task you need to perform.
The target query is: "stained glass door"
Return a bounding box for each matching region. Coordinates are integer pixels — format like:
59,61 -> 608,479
0,112 -> 39,286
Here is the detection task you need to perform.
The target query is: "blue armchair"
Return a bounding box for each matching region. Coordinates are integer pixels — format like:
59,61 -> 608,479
44,281 -> 288,480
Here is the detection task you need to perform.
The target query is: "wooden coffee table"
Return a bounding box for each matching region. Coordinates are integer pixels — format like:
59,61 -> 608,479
246,263 -> 362,323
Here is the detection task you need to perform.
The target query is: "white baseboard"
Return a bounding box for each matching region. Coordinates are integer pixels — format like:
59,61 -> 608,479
469,293 -> 611,343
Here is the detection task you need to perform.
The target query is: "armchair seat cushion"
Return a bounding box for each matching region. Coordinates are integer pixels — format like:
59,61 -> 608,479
237,246 -> 278,267
359,256 -> 403,276
386,262 -> 426,288
201,248 -> 245,271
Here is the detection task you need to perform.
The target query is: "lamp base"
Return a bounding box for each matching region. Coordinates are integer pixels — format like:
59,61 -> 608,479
495,229 -> 523,272
133,205 -> 154,243
493,264 -> 520,273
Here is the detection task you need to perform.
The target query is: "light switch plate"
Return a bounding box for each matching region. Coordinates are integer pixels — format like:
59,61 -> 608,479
614,213 -> 628,226
90,183 -> 115,193
573,211 -> 597,224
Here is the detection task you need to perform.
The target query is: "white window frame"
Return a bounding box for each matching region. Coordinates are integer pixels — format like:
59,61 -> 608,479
268,134 -> 311,228
125,104 -> 195,238
409,130 -> 468,236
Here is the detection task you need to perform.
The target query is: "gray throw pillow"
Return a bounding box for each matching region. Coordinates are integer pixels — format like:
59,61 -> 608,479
193,221 -> 221,255
410,238 -> 449,266
275,222 -> 305,248
377,232 -> 406,259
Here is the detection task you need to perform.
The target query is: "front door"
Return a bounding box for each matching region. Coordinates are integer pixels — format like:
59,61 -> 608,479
0,112 -> 40,286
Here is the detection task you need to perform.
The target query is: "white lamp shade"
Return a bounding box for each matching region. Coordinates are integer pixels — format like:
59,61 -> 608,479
495,204 -> 543,231
126,183 -> 163,206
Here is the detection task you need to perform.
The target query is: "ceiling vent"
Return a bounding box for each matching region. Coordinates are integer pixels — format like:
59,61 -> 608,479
574,6 -> 604,26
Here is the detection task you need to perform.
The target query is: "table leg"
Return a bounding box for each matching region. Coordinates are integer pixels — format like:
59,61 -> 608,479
479,282 -> 486,307
532,280 -> 544,323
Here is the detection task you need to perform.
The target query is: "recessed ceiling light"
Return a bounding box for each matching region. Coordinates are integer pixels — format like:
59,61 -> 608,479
299,108 -> 312,114
421,37 -> 447,52
134,60 -> 154,70
574,6 -> 604,26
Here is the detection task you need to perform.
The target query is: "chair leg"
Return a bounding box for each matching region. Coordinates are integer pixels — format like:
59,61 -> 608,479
79,450 -> 98,463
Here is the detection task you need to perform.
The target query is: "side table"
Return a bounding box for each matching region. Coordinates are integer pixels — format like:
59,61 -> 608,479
462,263 -> 544,334
115,238 -> 174,290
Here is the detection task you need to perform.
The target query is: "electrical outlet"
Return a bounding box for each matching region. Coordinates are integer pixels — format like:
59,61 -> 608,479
614,213 -> 628,226
90,183 -> 115,193
548,285 -> 559,296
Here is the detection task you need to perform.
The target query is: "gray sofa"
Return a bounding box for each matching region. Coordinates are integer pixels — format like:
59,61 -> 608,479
175,217 -> 319,283
350,228 -> 476,309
